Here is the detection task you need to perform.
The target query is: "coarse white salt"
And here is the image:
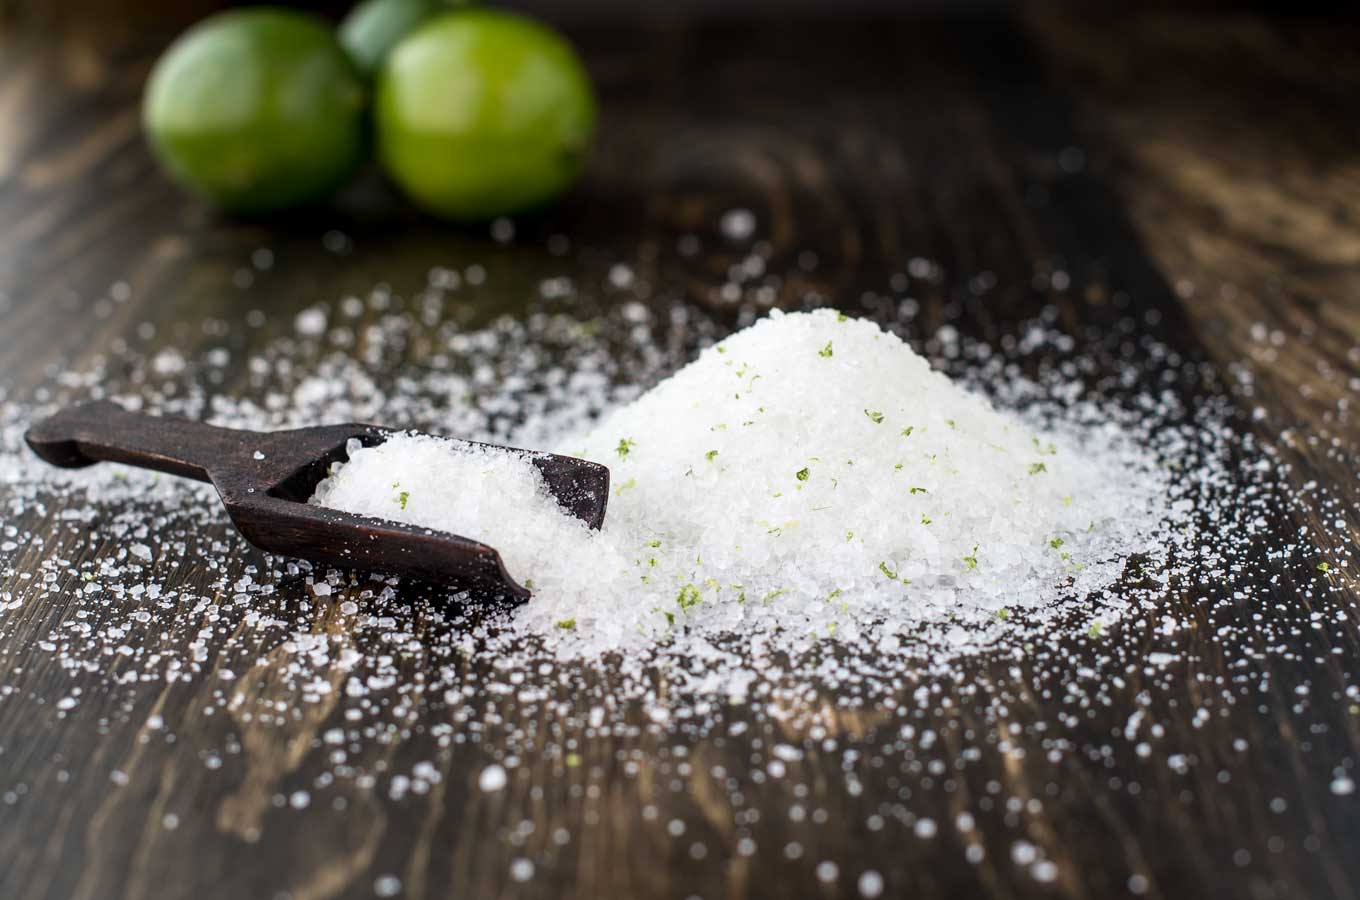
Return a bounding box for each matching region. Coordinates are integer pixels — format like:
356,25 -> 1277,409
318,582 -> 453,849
310,310 -> 1170,657
310,434 -> 604,601
294,307 -> 328,337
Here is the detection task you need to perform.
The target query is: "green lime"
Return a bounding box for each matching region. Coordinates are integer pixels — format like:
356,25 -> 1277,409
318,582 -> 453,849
143,9 -> 367,214
340,0 -> 469,78
374,9 -> 596,221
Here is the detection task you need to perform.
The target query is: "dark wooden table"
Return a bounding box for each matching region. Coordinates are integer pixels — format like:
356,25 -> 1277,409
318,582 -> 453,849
2,7 -> 1358,900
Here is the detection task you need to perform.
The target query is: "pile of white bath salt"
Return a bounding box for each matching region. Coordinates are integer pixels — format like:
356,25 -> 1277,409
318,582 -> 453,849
312,309 -> 1172,654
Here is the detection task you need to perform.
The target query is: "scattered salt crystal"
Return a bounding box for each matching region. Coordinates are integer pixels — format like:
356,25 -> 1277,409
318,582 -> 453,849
151,349 -> 185,375
490,218 -> 515,243
720,208 -> 757,241
294,308 -> 327,337
509,858 -> 534,882
478,764 -> 507,792
858,870 -> 884,898
1032,860 -> 1059,883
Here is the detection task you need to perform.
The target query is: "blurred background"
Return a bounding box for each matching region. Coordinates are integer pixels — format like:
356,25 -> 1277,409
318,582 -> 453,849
0,0 -> 1349,28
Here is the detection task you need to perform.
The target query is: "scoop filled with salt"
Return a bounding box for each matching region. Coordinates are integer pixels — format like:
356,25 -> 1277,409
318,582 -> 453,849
24,398 -> 609,597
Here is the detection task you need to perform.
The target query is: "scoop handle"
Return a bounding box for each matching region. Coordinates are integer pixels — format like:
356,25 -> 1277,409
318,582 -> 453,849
24,400 -> 246,483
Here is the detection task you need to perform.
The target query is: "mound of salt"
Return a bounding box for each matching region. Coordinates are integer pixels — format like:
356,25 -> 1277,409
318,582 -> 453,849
312,309 -> 1169,653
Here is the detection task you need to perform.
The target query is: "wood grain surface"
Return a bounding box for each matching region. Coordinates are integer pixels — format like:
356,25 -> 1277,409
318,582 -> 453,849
0,8 -> 1357,900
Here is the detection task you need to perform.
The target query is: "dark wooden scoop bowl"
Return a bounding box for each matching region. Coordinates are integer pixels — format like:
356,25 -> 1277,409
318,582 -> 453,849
25,400 -> 610,601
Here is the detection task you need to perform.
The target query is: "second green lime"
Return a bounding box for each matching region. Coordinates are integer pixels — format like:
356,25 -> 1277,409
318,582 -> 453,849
339,0 -> 469,78
374,9 -> 596,221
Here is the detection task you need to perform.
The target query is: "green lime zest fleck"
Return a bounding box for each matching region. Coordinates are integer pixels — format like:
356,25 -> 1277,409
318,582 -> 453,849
920,515 -> 932,525
616,437 -> 636,458
1050,537 -> 1065,549
1028,462 -> 1047,475
996,608 -> 1009,621
909,486 -> 928,495
901,426 -> 914,437
962,546 -> 979,571
878,561 -> 899,580
396,490 -> 410,510
647,540 -> 661,548
819,341 -> 834,358
864,409 -> 884,424
1088,621 -> 1102,638
795,467 -> 810,482
705,449 -> 719,462
555,618 -> 577,631
614,477 -> 636,496
1317,561 -> 1331,573
676,583 -> 702,610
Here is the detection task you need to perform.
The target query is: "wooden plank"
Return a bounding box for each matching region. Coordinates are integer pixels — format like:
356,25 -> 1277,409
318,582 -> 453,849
0,12 -> 1355,900
1026,3 -> 1360,563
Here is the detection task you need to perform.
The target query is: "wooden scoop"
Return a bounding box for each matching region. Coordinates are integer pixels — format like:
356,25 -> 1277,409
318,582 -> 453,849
25,400 -> 610,601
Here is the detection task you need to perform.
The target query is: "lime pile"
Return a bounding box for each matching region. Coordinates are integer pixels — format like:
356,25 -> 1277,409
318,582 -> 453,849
143,1 -> 595,220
